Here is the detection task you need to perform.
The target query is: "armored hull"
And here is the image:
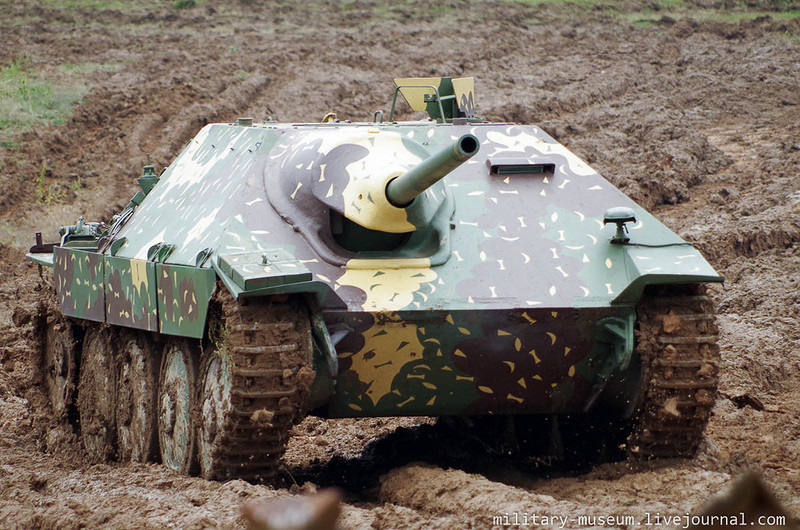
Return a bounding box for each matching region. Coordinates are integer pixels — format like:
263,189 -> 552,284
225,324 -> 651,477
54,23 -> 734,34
31,78 -> 722,481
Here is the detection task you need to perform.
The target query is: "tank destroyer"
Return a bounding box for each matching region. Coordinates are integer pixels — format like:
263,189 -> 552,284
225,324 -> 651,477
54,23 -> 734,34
30,77 -> 722,480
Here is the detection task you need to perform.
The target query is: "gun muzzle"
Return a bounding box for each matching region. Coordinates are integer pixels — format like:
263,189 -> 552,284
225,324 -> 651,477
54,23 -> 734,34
386,133 -> 479,207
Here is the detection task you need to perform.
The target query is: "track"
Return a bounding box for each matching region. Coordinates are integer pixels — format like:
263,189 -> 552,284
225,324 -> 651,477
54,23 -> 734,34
629,284 -> 720,458
198,293 -> 314,481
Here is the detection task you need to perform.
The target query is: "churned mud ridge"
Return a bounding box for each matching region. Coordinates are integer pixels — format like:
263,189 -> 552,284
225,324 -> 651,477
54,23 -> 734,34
689,219 -> 800,266
379,464 -> 581,524
0,248 -> 46,403
285,418 -> 559,493
376,462 -> 738,527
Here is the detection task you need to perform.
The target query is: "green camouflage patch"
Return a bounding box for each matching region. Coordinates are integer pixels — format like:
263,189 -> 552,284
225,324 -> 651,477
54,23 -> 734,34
157,264 -> 217,338
54,247 -> 105,322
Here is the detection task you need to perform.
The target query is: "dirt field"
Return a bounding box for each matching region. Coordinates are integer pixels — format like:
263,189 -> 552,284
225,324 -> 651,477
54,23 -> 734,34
1,0 -> 799,527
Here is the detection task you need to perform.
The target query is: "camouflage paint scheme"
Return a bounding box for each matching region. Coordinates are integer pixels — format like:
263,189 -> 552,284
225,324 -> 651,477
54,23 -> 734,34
53,247 -> 105,323
157,264 -> 216,338
35,84 -> 722,416
53,248 -> 216,339
326,308 -> 616,416
105,256 -> 158,332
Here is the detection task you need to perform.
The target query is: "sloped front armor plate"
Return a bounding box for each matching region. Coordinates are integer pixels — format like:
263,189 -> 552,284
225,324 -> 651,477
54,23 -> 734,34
326,307 -> 619,417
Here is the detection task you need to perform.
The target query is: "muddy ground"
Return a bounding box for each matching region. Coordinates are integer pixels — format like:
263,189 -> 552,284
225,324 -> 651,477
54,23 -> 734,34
1,0 -> 799,528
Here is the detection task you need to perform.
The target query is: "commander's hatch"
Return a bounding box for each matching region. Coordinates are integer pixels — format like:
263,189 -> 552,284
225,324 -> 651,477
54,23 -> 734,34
390,77 -> 477,123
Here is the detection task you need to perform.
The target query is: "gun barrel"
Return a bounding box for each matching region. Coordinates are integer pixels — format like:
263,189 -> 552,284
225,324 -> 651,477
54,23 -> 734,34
386,133 -> 479,207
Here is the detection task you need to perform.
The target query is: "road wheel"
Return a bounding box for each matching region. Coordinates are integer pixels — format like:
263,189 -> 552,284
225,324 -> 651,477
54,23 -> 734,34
77,325 -> 117,461
158,338 -> 198,474
116,330 -> 160,463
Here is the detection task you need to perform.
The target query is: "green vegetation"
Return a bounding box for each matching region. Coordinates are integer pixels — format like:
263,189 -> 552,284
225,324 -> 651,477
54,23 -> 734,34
0,54 -> 87,149
173,0 -> 196,8
34,162 -> 64,204
69,175 -> 84,192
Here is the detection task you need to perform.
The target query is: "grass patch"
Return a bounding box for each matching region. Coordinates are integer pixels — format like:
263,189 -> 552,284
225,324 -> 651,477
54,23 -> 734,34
34,162 -> 65,204
687,8 -> 800,22
0,54 -> 87,149
3,15 -> 39,25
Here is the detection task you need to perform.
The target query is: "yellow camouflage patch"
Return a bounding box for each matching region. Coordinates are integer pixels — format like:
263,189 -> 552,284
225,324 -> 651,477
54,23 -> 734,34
339,131 -> 421,233
338,262 -> 436,311
347,316 -> 426,406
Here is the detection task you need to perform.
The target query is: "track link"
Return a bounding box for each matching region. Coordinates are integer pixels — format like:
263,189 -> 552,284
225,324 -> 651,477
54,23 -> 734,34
200,294 -> 313,481
628,284 -> 719,458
